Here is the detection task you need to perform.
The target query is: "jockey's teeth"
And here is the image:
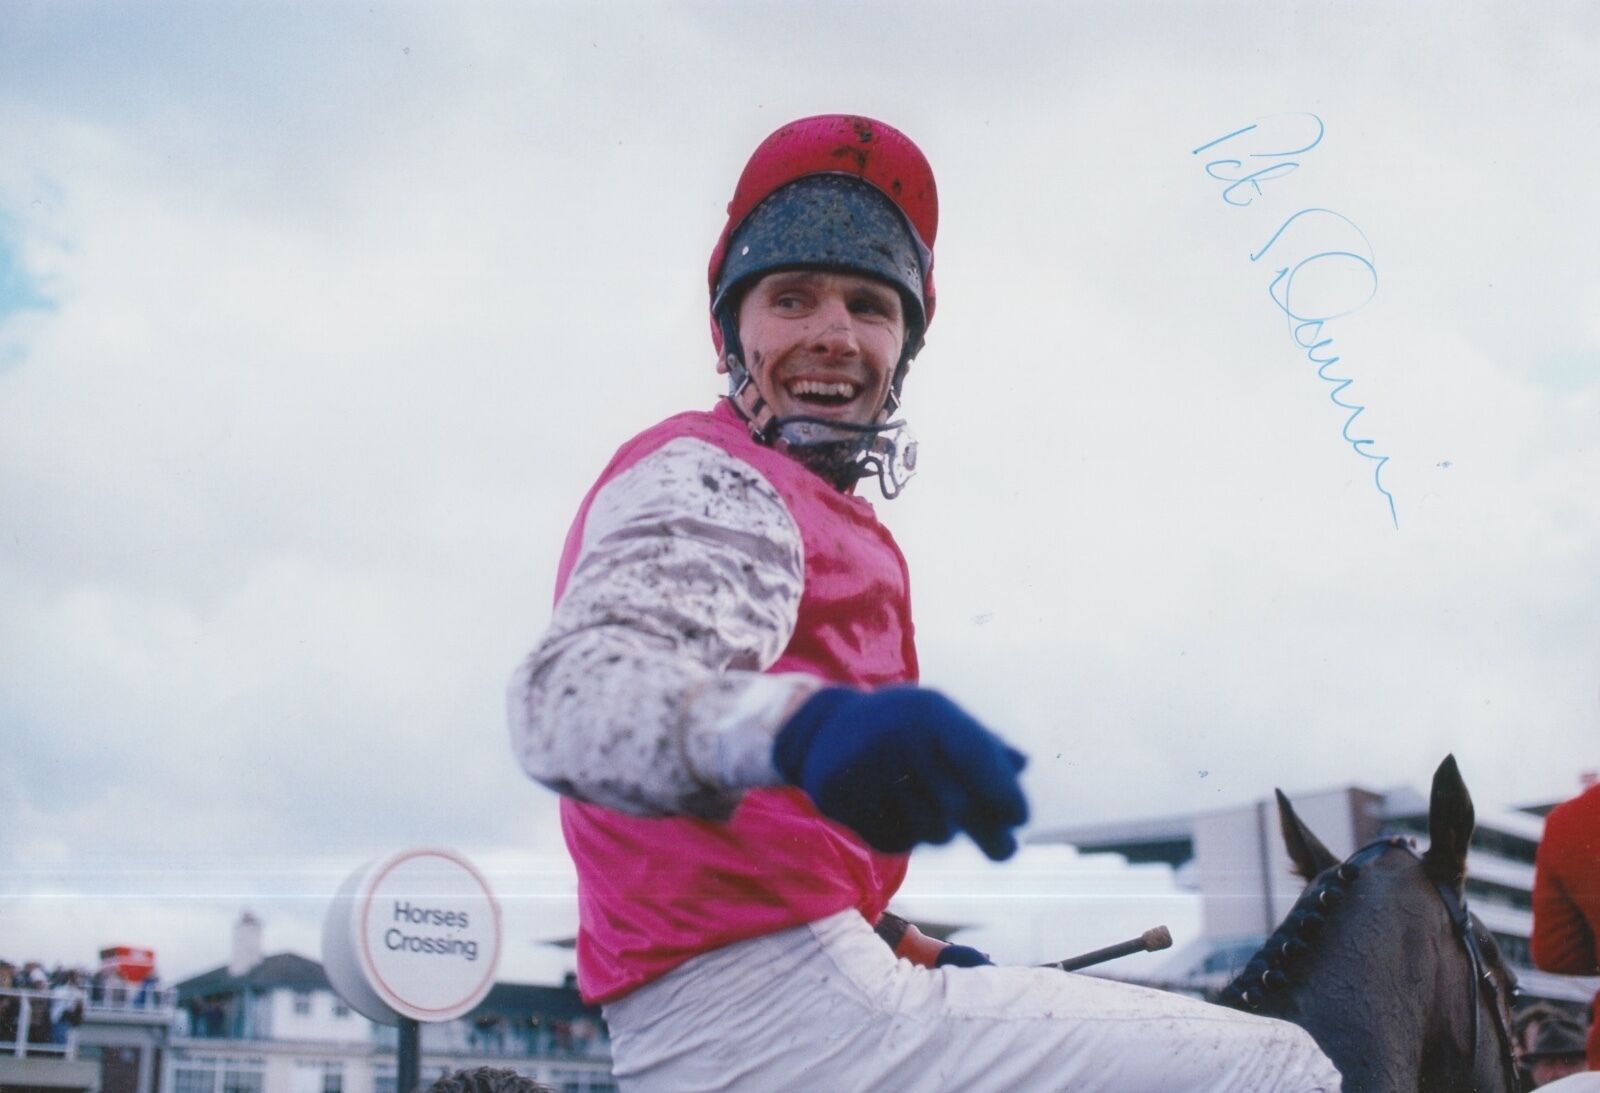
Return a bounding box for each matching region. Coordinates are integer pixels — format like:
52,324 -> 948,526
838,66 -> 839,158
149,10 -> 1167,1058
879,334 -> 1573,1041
787,380 -> 858,401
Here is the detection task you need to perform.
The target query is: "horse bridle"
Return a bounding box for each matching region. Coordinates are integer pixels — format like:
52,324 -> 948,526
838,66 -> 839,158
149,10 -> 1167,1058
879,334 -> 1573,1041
1374,837 -> 1522,1092
1228,836 -> 1522,1090
1427,862 -> 1521,1091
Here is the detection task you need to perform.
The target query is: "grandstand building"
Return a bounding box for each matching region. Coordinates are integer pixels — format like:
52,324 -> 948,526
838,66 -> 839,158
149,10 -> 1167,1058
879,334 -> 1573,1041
1032,775 -> 1599,1010
3,914 -> 613,1093
168,914 -> 613,1093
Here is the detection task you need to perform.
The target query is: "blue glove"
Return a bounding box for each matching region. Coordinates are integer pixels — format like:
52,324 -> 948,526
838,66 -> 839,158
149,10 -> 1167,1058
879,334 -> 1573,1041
934,943 -> 993,968
772,686 -> 1029,859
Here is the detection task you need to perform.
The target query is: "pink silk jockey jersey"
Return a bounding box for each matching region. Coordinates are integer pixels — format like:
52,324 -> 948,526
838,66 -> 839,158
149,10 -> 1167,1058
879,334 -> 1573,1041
553,399 -> 919,1004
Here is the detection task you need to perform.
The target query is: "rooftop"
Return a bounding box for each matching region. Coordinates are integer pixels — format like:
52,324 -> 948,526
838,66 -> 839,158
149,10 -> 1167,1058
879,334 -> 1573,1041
173,952 -> 601,1022
175,952 -> 328,999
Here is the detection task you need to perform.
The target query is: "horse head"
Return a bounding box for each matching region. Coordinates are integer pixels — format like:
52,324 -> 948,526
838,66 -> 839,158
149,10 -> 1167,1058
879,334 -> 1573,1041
1221,755 -> 1521,1092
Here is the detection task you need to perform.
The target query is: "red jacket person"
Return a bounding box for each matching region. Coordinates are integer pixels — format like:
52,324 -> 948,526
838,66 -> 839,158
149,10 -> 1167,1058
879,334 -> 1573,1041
1533,779 -> 1600,1069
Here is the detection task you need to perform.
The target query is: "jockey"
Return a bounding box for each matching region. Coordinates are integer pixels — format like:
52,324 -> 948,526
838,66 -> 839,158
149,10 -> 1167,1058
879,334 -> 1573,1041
508,114 -> 1341,1091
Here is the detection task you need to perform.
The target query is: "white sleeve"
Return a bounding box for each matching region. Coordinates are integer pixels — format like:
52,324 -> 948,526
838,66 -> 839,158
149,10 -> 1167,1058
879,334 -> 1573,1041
507,436 -> 824,819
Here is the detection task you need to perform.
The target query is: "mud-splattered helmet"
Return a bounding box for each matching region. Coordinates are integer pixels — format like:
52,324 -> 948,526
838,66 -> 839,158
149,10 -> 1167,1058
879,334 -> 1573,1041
707,114 -> 939,497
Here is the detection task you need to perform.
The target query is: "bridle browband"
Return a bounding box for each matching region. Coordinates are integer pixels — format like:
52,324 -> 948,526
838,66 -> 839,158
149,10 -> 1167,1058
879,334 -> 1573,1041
1222,836 -> 1520,1092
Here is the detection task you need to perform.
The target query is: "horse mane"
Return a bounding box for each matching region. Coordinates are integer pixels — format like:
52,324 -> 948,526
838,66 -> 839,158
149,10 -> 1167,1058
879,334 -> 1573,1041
1217,836 -> 1410,1011
1220,760 -> 1519,1092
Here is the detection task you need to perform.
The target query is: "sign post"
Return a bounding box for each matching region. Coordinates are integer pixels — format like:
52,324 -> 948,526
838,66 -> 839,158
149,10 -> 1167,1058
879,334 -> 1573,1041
398,1017 -> 420,1093
322,848 -> 502,1092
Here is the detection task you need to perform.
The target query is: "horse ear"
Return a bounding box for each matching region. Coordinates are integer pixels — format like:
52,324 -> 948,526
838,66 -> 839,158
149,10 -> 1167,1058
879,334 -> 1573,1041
1277,788 -> 1340,881
1423,754 -> 1476,890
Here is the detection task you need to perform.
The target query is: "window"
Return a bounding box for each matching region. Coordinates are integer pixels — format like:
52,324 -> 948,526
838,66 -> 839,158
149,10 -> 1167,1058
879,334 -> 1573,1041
331,1000 -> 350,1018
173,1056 -> 264,1093
373,1073 -> 396,1093
174,1068 -> 216,1093
292,991 -> 312,1016
292,1059 -> 343,1093
1493,931 -> 1532,967
1464,876 -> 1534,913
223,1068 -> 265,1093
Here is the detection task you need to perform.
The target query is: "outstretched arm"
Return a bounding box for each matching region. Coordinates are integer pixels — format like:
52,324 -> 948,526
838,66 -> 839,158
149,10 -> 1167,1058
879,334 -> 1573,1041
510,435 -> 1030,859
509,436 -> 820,819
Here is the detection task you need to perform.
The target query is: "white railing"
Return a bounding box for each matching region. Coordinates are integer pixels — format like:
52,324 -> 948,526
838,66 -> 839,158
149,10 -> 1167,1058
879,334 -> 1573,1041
86,982 -> 178,1014
0,987 -> 75,1060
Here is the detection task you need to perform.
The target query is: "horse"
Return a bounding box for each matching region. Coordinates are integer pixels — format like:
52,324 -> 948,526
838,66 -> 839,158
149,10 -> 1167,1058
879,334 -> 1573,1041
1218,755 -> 1522,1092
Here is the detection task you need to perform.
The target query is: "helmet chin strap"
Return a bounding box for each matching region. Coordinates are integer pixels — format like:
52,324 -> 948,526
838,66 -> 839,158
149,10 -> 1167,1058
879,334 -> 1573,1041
726,350 -> 917,498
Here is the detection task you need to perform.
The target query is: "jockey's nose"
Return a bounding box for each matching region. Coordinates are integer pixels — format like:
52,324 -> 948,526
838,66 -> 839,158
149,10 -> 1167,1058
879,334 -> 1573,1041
809,297 -> 860,357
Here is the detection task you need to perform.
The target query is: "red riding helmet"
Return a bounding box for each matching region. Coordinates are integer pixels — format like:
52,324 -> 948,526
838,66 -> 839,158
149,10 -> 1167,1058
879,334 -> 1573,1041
708,114 -> 939,367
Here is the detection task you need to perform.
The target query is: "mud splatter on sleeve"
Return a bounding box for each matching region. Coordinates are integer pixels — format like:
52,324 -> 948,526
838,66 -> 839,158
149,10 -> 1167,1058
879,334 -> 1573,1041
508,437 -> 820,819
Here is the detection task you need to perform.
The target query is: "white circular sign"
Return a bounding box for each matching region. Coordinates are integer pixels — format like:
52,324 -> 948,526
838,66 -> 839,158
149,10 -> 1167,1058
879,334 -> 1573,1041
322,847 -> 501,1024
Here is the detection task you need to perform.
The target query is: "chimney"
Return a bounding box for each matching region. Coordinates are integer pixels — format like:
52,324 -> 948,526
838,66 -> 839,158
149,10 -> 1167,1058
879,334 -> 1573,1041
229,911 -> 263,976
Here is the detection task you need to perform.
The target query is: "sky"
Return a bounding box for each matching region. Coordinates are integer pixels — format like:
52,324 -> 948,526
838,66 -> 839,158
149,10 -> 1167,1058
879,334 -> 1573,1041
2,2 -> 1597,987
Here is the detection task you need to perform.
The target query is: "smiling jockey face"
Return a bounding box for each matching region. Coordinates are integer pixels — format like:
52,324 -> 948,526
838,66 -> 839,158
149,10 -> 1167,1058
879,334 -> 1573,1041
707,116 -> 938,496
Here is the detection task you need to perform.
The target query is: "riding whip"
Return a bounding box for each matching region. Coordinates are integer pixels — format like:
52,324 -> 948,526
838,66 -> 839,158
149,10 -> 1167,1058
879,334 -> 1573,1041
1043,926 -> 1172,972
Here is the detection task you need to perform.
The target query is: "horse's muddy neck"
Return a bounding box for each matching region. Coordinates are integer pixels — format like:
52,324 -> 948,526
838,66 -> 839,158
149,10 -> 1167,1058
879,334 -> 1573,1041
1257,881 -> 1438,1091
1223,846 -> 1507,1093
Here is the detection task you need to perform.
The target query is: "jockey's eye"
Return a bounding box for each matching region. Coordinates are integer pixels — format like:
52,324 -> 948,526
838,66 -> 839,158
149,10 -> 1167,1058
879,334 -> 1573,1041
848,290 -> 900,321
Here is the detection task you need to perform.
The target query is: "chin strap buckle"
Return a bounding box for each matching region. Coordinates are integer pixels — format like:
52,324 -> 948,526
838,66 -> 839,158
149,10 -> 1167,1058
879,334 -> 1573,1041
726,351 -> 916,499
729,356 -> 777,442
859,421 -> 917,499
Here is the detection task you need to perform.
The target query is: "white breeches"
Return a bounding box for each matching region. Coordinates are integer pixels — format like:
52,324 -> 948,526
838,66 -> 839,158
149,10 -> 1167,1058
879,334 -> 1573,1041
603,909 -> 1341,1092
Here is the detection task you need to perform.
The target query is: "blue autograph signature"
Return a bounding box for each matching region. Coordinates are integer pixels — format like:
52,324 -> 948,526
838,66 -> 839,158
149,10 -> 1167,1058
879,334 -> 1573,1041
1193,115 -> 1398,529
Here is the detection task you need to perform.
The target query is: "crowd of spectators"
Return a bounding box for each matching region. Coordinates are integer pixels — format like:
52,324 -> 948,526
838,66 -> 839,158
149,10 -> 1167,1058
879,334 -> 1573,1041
465,1012 -> 602,1058
2,957 -> 168,1052
1,960 -> 85,1049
